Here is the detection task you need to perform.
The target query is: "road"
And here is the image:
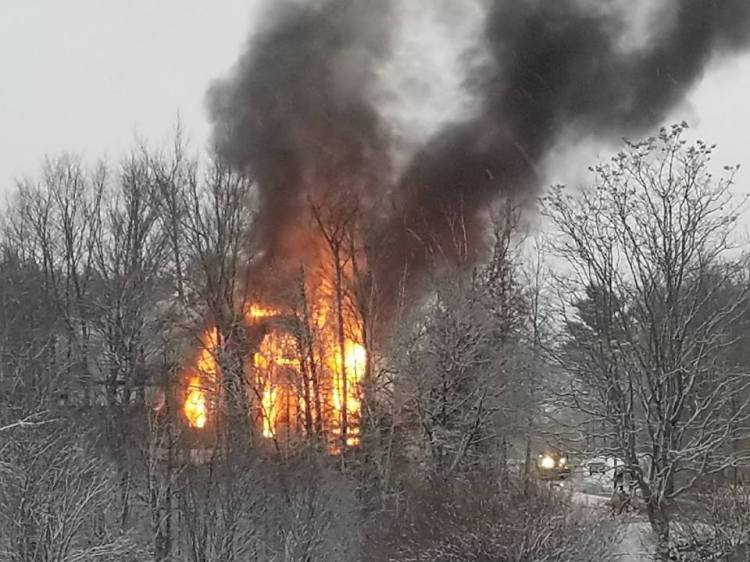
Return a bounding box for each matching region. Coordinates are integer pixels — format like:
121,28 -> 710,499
614,523 -> 652,561
571,481 -> 653,560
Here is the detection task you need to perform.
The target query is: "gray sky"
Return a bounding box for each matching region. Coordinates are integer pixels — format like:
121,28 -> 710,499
0,0 -> 262,191
1,1 -> 749,194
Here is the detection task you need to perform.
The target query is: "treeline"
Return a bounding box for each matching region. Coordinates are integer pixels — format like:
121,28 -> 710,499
1,124 -> 749,561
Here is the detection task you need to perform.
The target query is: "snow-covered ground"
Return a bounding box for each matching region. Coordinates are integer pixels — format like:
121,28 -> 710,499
569,471 -> 654,560
614,523 -> 652,561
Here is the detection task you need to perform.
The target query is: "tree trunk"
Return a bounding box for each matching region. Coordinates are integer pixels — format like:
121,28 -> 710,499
647,499 -> 670,561
523,434 -> 532,495
299,268 -> 324,438
333,245 -> 349,451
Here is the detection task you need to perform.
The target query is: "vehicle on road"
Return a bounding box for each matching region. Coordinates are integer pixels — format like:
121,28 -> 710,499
535,451 -> 571,480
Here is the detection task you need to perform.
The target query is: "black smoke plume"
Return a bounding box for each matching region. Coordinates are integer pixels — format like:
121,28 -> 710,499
207,0 -> 393,273
208,0 -> 750,306
379,0 -> 750,296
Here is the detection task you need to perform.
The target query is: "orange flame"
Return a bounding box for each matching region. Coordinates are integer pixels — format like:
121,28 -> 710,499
246,304 -> 278,322
180,240 -> 368,454
182,328 -> 220,429
184,377 -> 207,429
260,384 -> 279,438
254,330 -> 298,439
330,340 -> 366,445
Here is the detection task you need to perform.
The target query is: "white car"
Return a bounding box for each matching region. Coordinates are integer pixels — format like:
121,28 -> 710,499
580,455 -> 648,495
580,456 -> 626,490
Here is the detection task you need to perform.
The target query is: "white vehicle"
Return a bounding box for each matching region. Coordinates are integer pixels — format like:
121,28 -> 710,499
580,454 -> 649,496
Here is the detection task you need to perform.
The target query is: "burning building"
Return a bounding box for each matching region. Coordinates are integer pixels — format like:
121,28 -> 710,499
178,262 -> 369,453
172,0 -> 750,454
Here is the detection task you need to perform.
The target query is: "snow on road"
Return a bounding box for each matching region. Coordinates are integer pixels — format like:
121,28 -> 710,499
613,522 -> 652,561
572,492 -> 652,559
571,481 -> 653,560
571,491 -> 609,507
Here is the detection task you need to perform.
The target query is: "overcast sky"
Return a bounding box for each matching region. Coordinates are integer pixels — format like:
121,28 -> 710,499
1,1 -> 749,196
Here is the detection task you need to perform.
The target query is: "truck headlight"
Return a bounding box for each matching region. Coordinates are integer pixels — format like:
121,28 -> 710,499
540,455 -> 555,469
559,457 -> 567,466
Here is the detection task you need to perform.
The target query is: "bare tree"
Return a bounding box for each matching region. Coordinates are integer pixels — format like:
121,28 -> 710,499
670,484 -> 750,561
0,425 -> 143,562
175,156 -> 258,445
367,474 -> 619,562
11,155 -> 105,406
0,250 -> 141,561
146,126 -> 196,306
544,124 -> 750,559
89,149 -> 171,431
308,193 -> 363,453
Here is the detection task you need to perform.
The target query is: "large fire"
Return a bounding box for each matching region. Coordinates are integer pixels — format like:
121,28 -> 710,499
184,377 -> 207,429
332,340 -> 366,447
254,329 -> 298,439
183,329 -> 220,429
179,277 -> 367,453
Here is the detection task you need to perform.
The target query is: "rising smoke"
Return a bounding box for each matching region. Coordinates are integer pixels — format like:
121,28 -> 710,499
207,0 -> 393,272
207,0 -> 750,303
